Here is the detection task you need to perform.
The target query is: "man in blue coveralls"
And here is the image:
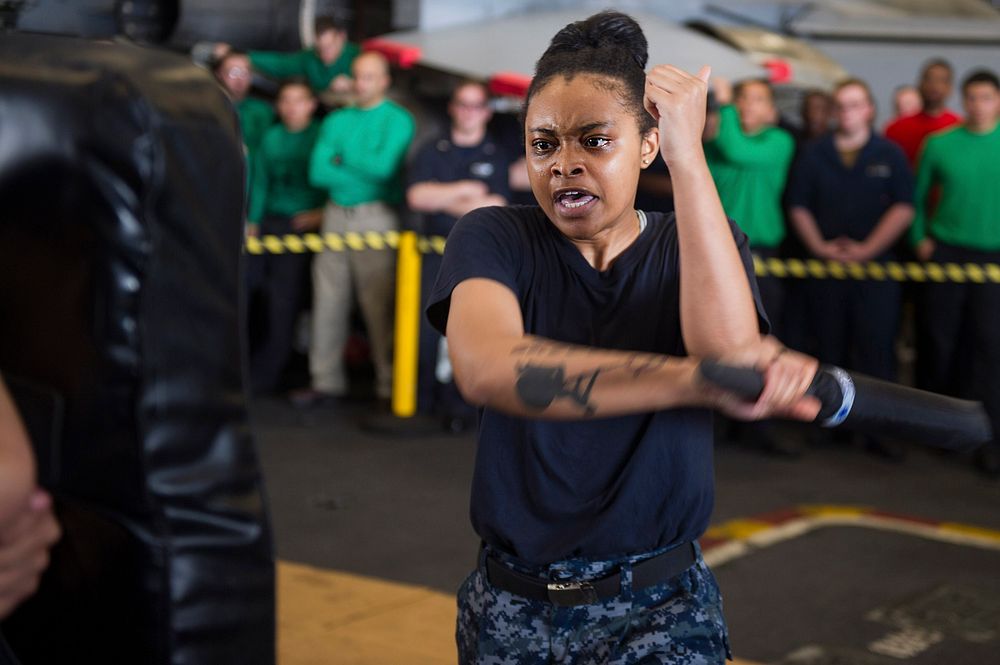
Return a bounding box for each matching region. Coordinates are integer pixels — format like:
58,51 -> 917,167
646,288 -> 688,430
406,80 -> 515,431
787,77 -> 914,458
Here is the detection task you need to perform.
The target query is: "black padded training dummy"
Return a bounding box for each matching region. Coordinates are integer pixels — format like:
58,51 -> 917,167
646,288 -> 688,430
0,34 -> 275,664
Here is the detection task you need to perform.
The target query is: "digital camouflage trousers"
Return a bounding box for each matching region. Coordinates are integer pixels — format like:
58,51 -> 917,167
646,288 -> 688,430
457,543 -> 732,664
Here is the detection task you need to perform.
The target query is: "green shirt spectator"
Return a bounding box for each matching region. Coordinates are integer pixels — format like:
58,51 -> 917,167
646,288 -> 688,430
244,81 -> 326,396
249,43 -> 360,94
309,99 -> 415,207
909,69 -> 1000,478
247,16 -> 359,94
248,120 -> 326,223
213,50 -> 274,187
298,52 -> 413,404
237,97 -> 276,159
910,124 -> 1000,250
705,104 -> 795,248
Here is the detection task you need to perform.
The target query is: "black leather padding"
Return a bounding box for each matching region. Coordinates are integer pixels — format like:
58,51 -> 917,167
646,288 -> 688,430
0,34 -> 275,665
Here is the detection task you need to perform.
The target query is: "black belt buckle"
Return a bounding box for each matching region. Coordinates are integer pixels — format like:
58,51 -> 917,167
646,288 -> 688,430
546,580 -> 600,606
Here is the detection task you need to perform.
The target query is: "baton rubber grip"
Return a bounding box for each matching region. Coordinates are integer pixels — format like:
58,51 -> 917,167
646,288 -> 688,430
697,360 -> 992,451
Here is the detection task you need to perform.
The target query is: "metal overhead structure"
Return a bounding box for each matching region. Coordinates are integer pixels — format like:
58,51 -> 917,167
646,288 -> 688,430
705,0 -> 1000,44
374,9 -> 769,98
687,20 -> 849,89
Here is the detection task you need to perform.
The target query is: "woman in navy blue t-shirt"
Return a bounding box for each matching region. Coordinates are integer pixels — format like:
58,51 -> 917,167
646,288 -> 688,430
427,10 -> 821,664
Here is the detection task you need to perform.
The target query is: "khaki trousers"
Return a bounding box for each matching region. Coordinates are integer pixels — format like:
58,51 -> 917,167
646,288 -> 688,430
310,201 -> 397,398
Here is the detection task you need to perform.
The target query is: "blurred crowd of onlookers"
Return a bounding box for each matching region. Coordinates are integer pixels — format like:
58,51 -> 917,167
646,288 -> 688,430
210,17 -> 1000,476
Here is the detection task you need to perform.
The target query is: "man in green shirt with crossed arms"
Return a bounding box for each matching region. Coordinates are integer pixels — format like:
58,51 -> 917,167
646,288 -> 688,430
299,52 -> 414,408
912,69 -> 1000,476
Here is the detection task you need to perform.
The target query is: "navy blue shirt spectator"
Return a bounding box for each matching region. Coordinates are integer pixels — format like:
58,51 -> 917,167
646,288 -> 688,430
408,135 -> 513,237
427,205 -> 768,564
788,135 -> 912,259
787,79 -> 913,412
407,81 -> 515,427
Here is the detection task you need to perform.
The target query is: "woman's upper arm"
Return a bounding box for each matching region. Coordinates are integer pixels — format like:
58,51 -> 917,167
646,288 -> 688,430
445,278 -> 525,403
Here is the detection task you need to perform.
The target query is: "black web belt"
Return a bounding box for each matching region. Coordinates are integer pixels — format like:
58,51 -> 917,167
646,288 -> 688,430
484,541 -> 697,607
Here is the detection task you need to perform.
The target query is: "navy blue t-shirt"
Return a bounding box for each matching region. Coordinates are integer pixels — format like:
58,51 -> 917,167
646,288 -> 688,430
427,205 -> 767,565
786,134 -> 913,258
406,133 -> 513,237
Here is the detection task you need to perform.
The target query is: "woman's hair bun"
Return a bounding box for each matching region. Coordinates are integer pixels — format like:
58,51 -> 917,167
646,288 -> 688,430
525,10 -> 655,134
545,10 -> 648,71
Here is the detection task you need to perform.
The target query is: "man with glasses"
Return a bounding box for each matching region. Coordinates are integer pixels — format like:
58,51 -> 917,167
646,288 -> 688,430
406,81 -> 515,430
212,50 -> 274,175
787,78 -> 914,458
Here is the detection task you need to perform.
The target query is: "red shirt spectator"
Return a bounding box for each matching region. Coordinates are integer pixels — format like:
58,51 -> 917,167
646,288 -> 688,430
885,109 -> 961,165
885,58 -> 961,166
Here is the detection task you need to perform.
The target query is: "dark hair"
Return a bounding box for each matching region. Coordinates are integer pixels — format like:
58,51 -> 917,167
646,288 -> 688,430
734,78 -> 774,102
525,11 -> 654,133
315,16 -> 347,36
277,77 -> 315,98
962,68 -> 1000,93
920,58 -> 953,81
800,88 -> 831,112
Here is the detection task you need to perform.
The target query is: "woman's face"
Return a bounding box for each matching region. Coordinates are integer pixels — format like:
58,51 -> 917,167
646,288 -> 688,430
524,74 -> 657,244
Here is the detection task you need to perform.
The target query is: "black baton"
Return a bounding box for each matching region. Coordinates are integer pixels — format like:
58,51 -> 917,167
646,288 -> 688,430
699,361 -> 992,451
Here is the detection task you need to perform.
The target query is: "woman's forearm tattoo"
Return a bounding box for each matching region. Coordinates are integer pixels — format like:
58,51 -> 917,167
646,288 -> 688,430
511,341 -> 668,415
516,364 -> 602,415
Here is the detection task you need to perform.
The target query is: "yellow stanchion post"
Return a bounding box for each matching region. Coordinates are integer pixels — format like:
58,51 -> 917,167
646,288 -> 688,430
391,231 -> 421,417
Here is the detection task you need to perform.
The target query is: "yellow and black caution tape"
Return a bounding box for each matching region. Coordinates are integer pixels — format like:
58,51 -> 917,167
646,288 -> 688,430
245,232 -> 1000,283
753,255 -> 1000,283
244,231 -> 447,256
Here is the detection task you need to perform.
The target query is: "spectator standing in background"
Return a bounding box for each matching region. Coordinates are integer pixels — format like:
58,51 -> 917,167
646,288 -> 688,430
248,16 -> 359,95
406,81 -> 513,431
296,52 -> 415,408
796,89 -> 834,147
245,80 -> 327,396
911,70 -> 1000,476
787,79 -> 914,458
781,88 -> 833,355
213,50 -> 274,168
705,77 -> 796,455
889,85 -> 923,123
704,77 -> 795,332
885,59 -> 962,166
